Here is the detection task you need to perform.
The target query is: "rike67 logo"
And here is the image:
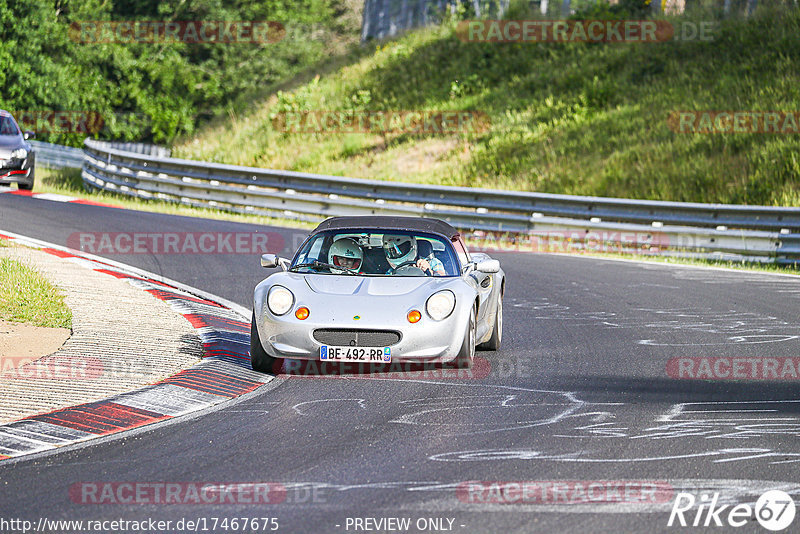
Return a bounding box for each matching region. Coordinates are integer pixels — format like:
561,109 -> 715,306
668,490 -> 796,531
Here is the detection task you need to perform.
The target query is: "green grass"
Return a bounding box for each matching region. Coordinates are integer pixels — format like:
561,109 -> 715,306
0,241 -> 72,328
170,3 -> 800,207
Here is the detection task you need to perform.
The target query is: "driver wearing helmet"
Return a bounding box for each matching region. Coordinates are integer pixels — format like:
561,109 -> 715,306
328,238 -> 364,274
382,234 -> 445,276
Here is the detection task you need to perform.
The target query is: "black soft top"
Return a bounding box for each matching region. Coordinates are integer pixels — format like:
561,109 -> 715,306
312,216 -> 459,240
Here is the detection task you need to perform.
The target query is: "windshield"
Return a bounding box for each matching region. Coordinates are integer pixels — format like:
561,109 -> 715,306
290,229 -> 460,277
0,114 -> 20,136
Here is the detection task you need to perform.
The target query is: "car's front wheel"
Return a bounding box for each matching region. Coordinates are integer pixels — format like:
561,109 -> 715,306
251,312 -> 279,373
18,173 -> 33,191
454,306 -> 476,368
478,293 -> 502,351
18,160 -> 34,191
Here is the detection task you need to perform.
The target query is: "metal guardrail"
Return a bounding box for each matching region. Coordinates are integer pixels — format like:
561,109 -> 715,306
100,142 -> 171,158
28,140 -> 168,170
81,138 -> 800,265
30,140 -> 84,169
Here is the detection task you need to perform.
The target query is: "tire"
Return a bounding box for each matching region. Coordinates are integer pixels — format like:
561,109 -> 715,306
18,175 -> 33,191
251,312 -> 279,373
454,306 -> 476,368
478,293 -> 502,351
17,158 -> 36,191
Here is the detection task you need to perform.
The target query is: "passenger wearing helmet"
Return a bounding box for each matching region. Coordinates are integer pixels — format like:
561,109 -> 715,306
382,234 -> 445,276
328,238 -> 363,274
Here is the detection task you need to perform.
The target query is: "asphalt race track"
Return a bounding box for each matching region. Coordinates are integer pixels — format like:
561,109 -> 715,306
2,193 -> 800,533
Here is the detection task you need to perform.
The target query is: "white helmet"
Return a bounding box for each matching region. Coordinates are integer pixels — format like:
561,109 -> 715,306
382,234 -> 416,269
328,238 -> 363,273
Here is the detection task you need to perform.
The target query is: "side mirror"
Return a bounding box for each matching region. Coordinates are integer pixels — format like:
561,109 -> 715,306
23,131 -> 35,140
476,259 -> 500,274
261,253 -> 286,269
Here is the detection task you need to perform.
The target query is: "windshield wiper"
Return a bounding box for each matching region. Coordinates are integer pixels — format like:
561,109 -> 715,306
289,260 -> 358,275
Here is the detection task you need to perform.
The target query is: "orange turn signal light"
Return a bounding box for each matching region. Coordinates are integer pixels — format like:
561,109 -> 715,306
407,309 -> 421,323
295,307 -> 310,320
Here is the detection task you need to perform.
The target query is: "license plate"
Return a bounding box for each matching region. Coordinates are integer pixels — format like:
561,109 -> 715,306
320,345 -> 391,363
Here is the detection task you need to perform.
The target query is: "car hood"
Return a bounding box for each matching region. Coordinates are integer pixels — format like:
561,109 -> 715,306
305,275 -> 434,296
0,135 -> 24,158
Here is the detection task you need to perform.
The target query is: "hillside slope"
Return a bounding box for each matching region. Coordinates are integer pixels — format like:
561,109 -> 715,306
175,4 -> 800,206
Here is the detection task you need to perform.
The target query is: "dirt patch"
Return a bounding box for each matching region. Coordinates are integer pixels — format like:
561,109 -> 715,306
0,319 -> 70,363
392,138 -> 459,175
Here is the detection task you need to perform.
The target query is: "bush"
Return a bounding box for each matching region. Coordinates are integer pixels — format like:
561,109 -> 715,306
0,0 -> 356,145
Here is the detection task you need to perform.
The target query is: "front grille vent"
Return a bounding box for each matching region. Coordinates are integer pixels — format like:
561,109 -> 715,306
313,329 -> 401,347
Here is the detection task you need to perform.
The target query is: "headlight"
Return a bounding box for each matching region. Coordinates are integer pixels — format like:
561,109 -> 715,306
426,290 -> 455,321
10,148 -> 27,160
267,285 -> 294,316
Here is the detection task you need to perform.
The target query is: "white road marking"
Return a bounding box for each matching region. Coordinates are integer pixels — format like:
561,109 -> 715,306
292,398 -> 367,416
31,193 -> 78,202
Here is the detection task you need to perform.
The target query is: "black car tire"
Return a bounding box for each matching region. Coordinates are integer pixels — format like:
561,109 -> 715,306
18,164 -> 34,191
454,306 -> 476,368
478,293 -> 502,351
251,312 -> 279,373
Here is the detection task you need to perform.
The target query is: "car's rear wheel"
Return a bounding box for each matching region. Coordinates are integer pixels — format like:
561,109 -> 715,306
478,293 -> 502,351
454,306 -> 476,368
251,312 -> 279,373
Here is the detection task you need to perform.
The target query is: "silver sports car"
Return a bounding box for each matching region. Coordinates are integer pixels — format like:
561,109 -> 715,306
251,216 -> 504,372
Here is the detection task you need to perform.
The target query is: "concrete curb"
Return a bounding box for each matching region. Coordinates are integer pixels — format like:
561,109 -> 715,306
0,230 -> 272,462
0,245 -> 203,423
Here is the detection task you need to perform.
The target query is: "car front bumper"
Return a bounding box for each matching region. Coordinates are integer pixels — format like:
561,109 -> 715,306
0,157 -> 33,186
254,297 -> 471,363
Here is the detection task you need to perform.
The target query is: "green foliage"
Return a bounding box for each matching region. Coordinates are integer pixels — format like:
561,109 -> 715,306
0,0 -> 355,144
571,0 -> 654,19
